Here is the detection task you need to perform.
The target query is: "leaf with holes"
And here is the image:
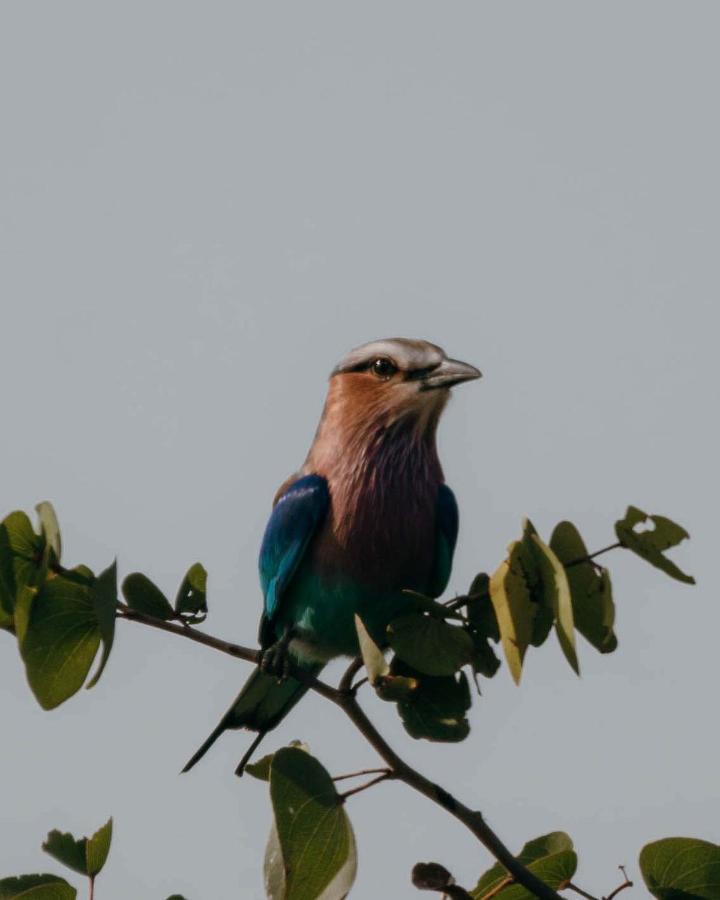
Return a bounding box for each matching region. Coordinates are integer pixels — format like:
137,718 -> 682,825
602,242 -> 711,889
0,874 -> 77,899
266,747 -> 357,900
640,837 -> 720,900
615,506 -> 695,584
175,563 -> 207,622
550,522 -> 617,653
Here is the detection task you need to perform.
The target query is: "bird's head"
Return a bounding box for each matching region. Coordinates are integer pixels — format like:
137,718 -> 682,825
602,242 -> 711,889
324,337 -> 481,436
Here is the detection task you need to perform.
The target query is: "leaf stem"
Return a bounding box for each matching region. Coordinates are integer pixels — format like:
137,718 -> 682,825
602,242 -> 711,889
567,883 -> 599,900
333,767 -> 392,782
339,771 -> 393,800
88,876 -> 95,900
565,542 -> 623,568
603,866 -> 633,900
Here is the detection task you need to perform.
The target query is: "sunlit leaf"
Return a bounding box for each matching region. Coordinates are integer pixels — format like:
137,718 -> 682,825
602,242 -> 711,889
354,614 -> 389,684
0,874 -> 77,899
550,522 -> 617,653
175,563 -> 207,622
489,543 -> 536,684
21,577 -> 100,709
121,573 -> 174,620
86,564 -> 117,689
35,502 -> 61,565
615,506 -> 695,584
85,819 -> 112,878
387,613 -> 473,676
267,747 -> 357,900
472,832 -> 576,900
640,837 -> 720,900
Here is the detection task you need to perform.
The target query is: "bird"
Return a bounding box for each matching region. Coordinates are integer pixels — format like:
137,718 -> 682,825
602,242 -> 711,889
182,337 -> 481,776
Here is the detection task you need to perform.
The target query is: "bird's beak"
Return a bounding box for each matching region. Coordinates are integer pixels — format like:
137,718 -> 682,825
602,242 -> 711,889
420,357 -> 482,391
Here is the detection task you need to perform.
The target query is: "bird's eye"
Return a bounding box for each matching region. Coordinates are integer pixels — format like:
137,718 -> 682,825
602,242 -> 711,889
371,357 -> 397,379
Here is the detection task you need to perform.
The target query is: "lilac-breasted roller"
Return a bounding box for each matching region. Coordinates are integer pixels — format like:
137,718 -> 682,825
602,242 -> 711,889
183,338 -> 480,775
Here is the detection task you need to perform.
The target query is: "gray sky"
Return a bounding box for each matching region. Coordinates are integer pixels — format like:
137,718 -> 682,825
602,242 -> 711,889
1,3 -> 717,898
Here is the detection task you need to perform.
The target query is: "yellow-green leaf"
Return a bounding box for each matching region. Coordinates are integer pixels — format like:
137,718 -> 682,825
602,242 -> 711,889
615,506 -> 695,584
489,543 -> 536,684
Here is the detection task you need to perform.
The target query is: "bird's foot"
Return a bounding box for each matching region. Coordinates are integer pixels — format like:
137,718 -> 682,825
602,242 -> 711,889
259,629 -> 294,682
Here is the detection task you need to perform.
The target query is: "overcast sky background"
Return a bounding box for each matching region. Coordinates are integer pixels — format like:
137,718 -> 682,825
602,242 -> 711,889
1,3 -> 718,898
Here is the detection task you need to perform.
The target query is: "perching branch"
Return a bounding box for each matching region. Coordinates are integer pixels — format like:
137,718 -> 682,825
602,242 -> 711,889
117,608 -> 565,900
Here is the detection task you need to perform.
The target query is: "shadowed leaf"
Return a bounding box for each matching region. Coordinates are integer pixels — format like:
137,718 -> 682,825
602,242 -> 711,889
86,564 -> 117,689
0,874 -> 77,899
524,520 -> 579,675
550,522 -> 617,653
21,577 -> 101,709
0,512 -> 44,624
472,832 -> 576,900
267,747 -> 357,900
246,742 -> 310,782
175,563 -> 207,622
387,613 -> 473,676
615,506 -> 695,584
640,837 -> 720,900
121,573 -> 175,620
392,658 -> 471,742
403,589 -> 465,621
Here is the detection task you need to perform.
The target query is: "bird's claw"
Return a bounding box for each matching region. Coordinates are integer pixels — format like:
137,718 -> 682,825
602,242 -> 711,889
259,631 -> 293,682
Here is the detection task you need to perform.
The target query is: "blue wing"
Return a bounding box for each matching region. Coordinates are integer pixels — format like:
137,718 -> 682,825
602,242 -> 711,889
428,483 -> 459,598
258,474 -> 329,630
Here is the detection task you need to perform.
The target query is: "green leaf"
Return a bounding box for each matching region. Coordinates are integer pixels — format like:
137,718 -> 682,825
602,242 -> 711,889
42,832 -> 87,876
267,747 -> 357,900
354,614 -> 389,684
42,820 -> 112,879
550,522 -> 617,653
374,673 -> 420,702
35,502 -> 61,565
0,511 -> 44,620
525,520 -> 579,675
472,832 -> 576,900
85,819 -> 112,878
615,506 -> 695,585
246,742 -> 311,781
387,613 -> 474,676
392,658 -> 471,742
175,563 -> 207,622
121,573 -> 175,620
21,577 -> 101,709
489,543 -> 536,684
640,837 -> 720,900
86,564 -> 117,689
466,574 -> 500,642
0,874 -> 77,899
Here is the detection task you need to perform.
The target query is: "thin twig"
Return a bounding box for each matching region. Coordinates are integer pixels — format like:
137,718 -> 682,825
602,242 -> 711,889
567,883 -> 600,900
119,607 -> 566,900
565,542 -> 623,568
339,656 -> 364,693
333,767 -> 391,782
339,771 -> 393,800
603,866 -> 633,900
